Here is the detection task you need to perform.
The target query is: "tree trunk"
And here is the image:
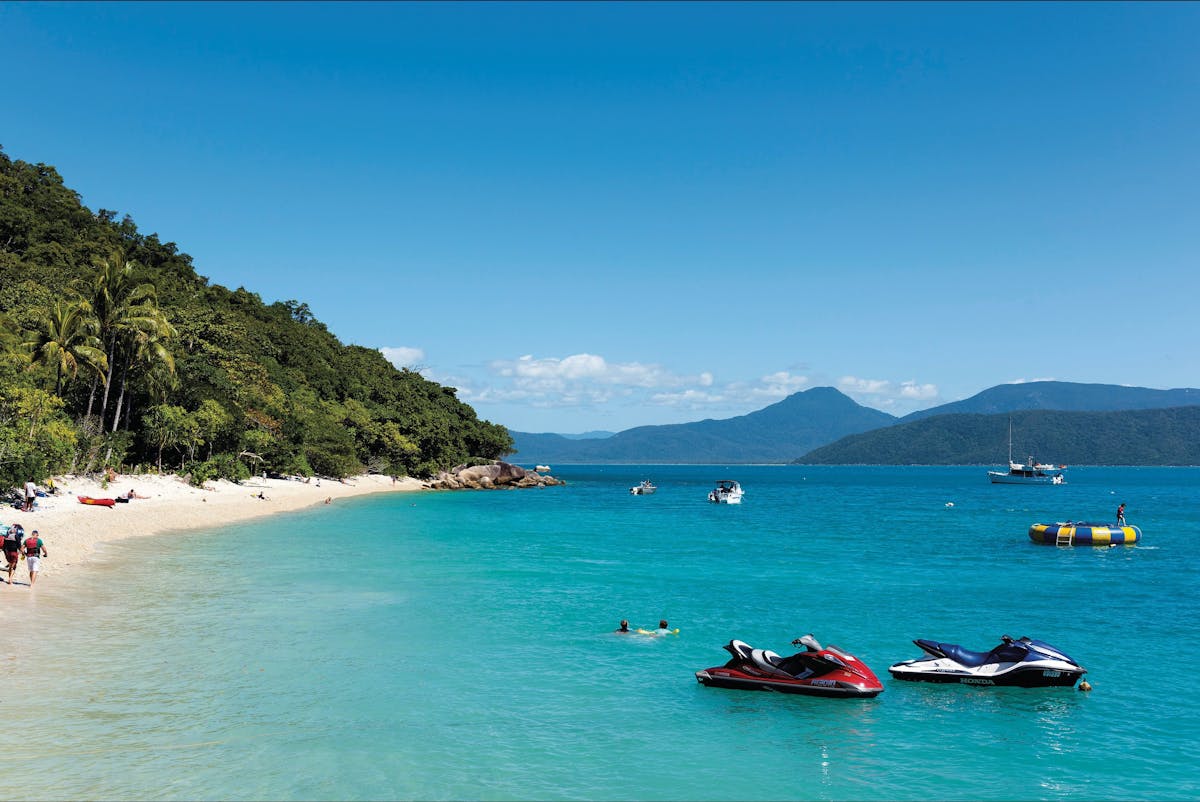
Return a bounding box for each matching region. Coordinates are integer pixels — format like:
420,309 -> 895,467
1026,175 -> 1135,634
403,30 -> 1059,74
99,342 -> 116,429
111,361 -> 129,434
85,373 -> 98,419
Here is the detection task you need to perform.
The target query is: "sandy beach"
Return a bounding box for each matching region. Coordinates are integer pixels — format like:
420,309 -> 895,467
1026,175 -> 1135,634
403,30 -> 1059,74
3,472 -> 424,588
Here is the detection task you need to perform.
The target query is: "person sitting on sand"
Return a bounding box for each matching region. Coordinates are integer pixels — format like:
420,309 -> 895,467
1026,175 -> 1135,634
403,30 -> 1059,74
257,491 -> 267,500
125,489 -> 149,500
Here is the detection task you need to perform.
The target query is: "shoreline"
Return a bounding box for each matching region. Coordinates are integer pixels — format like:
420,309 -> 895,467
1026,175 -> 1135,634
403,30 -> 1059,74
3,472 -> 424,590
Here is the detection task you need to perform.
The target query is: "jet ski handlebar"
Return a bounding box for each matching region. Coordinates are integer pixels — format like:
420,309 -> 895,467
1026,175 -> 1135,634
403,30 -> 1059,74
790,634 -> 823,652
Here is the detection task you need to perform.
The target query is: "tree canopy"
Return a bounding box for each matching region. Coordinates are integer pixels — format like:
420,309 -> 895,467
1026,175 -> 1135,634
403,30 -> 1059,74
0,145 -> 511,488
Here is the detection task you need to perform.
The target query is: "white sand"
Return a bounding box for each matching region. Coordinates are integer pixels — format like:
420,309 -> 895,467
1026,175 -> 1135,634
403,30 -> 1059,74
3,472 -> 424,587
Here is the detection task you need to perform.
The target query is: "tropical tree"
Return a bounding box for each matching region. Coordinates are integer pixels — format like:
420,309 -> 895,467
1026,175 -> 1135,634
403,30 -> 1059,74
109,304 -> 177,432
83,255 -> 157,426
25,299 -> 107,396
141,404 -> 193,473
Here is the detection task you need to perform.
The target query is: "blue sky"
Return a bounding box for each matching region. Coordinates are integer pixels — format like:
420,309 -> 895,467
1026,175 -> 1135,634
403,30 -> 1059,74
3,2 -> 1197,433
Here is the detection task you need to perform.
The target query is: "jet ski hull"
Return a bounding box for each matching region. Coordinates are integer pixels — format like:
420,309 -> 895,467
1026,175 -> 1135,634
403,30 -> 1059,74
888,662 -> 1085,687
696,667 -> 882,698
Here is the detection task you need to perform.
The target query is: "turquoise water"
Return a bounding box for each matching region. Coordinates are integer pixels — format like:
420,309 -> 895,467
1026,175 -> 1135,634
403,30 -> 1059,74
6,465 -> 1199,800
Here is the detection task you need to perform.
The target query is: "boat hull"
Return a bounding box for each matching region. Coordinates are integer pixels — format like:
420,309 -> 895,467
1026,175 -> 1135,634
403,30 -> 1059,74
77,495 -> 116,507
988,471 -> 1064,485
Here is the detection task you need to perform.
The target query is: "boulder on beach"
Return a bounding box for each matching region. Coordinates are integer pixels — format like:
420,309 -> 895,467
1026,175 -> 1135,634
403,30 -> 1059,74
426,461 -> 564,491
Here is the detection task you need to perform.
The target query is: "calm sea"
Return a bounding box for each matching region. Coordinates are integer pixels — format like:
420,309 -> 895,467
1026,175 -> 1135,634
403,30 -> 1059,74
5,465 -> 1199,801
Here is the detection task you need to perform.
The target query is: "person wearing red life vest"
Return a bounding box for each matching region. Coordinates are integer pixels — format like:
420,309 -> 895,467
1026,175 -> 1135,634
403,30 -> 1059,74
24,530 -> 46,587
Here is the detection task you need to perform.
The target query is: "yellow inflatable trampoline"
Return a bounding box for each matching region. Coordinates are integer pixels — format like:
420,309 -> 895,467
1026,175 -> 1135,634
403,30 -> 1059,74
1029,522 -> 1141,546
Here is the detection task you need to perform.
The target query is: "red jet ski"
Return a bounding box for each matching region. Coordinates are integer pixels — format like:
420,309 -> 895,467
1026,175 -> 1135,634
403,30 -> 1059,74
696,634 -> 884,698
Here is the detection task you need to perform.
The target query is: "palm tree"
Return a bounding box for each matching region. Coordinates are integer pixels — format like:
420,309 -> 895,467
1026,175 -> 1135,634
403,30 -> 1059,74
111,306 -> 178,432
82,255 -> 172,430
25,300 -> 108,396
84,256 -> 158,425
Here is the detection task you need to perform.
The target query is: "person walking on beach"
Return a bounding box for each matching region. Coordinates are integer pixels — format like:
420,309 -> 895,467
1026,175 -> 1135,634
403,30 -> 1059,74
3,524 -> 22,584
23,479 -> 37,512
23,529 -> 46,587
1117,503 -> 1127,526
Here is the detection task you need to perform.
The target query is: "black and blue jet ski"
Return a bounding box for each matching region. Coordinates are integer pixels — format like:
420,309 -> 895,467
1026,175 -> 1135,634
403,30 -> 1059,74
888,634 -> 1086,688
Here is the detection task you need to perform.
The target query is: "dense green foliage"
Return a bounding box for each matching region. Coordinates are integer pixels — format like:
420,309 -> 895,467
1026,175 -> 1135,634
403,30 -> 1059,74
0,146 -> 511,487
901,381 -> 1200,422
797,408 -> 1200,466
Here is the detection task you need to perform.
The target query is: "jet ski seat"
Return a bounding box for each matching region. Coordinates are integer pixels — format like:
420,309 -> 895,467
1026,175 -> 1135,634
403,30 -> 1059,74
750,648 -> 793,678
938,643 -> 992,667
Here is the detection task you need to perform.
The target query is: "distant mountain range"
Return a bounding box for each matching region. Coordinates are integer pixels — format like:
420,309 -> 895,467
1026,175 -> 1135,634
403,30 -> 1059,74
507,387 -> 893,464
506,381 -> 1200,465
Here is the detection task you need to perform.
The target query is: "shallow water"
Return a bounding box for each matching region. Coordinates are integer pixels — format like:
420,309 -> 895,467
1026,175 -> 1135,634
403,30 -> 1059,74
4,466 -> 1198,800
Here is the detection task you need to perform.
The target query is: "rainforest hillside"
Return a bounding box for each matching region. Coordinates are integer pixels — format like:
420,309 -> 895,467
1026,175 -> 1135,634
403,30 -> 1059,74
0,146 -> 512,487
797,407 -> 1200,466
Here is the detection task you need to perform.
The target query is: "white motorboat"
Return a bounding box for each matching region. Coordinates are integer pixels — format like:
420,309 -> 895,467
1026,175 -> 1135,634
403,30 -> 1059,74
630,480 -> 657,495
708,480 -> 744,504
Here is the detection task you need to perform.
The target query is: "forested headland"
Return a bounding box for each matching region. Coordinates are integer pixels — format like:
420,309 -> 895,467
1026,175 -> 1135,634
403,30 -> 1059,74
0,146 -> 512,489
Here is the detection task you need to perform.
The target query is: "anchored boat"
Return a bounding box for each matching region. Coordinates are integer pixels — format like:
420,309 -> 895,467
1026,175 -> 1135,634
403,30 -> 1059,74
708,480 -> 744,504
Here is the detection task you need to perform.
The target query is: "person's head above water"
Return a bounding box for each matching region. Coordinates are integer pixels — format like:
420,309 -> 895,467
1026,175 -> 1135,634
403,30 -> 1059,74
616,619 -> 630,632
659,620 -> 668,629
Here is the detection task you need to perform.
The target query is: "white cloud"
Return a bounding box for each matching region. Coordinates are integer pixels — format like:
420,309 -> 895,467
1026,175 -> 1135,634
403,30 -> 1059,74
458,351 -> 941,426
838,375 -> 940,408
379,346 -> 426,369
1008,377 -> 1057,384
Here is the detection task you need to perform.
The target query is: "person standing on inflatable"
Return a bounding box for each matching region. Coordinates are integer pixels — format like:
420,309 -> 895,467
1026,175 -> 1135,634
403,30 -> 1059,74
1117,503 -> 1127,526
23,530 -> 46,587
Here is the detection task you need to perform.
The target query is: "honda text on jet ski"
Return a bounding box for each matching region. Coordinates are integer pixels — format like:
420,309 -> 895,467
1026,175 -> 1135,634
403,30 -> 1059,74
695,634 -> 884,698
888,634 -> 1086,688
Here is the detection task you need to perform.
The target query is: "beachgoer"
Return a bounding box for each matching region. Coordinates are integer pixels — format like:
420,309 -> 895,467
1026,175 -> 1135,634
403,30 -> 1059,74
3,524 -> 22,583
47,477 -> 57,495
24,529 -> 46,586
655,619 -> 670,635
23,479 -> 37,512
615,619 -> 631,634
1117,503 -> 1126,525
257,491 -> 267,500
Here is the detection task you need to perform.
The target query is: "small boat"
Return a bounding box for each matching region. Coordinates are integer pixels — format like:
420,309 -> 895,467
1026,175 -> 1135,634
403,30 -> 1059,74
78,496 -> 117,507
889,634 -> 1086,688
708,480 -> 744,504
535,465 -> 550,473
629,480 -> 657,495
1029,522 -> 1141,546
696,635 -> 884,698
987,420 -> 1065,484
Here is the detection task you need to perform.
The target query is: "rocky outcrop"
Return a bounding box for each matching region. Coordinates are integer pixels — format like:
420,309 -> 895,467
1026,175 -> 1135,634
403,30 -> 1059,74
425,461 -> 564,491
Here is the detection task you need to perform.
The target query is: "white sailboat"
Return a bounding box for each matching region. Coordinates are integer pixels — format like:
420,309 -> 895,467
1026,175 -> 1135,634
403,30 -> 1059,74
987,420 -> 1065,485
